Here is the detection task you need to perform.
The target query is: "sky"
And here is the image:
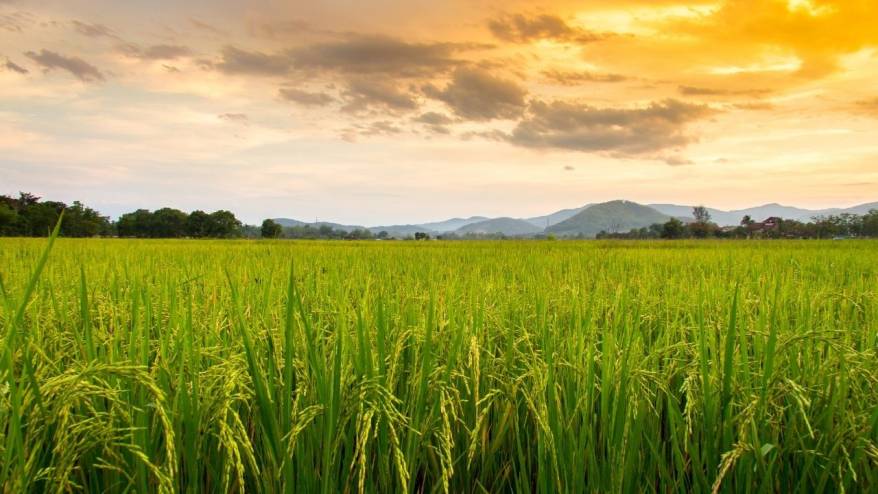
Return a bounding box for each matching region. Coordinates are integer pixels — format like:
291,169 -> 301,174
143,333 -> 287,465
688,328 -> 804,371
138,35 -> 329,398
1,0 -> 877,225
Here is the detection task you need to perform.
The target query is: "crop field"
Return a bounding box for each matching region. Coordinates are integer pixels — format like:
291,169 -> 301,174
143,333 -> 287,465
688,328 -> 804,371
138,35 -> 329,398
1,234 -> 877,493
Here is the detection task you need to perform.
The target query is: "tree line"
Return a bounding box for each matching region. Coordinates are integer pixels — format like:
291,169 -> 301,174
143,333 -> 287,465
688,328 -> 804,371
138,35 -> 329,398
0,192 -> 243,238
596,206 -> 878,240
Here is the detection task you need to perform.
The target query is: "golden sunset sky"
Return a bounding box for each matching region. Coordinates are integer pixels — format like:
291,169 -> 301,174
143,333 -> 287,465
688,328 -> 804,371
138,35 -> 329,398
1,0 -> 877,223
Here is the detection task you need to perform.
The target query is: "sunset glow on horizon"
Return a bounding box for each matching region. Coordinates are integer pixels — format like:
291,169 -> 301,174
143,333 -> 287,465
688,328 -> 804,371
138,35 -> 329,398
2,0 -> 877,224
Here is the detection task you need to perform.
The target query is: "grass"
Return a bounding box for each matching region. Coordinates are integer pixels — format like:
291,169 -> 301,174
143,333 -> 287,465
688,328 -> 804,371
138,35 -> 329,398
1,237 -> 877,492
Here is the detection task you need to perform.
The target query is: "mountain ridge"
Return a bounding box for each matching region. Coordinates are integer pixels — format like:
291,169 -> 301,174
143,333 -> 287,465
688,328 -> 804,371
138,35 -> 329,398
272,200 -> 877,237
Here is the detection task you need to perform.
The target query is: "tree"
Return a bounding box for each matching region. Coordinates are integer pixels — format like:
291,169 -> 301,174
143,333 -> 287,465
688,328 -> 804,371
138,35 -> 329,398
689,205 -> 716,238
186,210 -> 212,237
0,202 -> 20,235
661,218 -> 686,239
208,210 -> 242,238
261,219 -> 282,238
62,201 -> 112,237
861,210 -> 878,237
692,206 -> 711,224
21,201 -> 64,236
152,208 -> 188,238
116,209 -> 154,238
740,215 -> 754,227
376,230 -> 389,240
414,232 -> 430,240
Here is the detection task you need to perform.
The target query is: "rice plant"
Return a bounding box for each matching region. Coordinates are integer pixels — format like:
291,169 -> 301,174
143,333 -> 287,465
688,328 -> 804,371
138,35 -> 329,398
1,236 -> 876,492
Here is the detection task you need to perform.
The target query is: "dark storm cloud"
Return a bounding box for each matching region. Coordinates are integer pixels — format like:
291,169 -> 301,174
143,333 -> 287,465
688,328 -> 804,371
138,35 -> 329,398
508,99 -> 715,156
24,49 -> 104,82
3,57 -> 28,74
425,67 -> 527,121
488,13 -> 603,43
342,79 -> 418,114
278,87 -> 335,106
71,20 -> 114,38
543,69 -> 628,84
119,43 -> 192,60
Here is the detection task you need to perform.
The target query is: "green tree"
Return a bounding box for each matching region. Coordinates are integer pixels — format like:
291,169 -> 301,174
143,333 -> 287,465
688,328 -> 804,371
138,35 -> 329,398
116,209 -> 154,238
0,202 -> 20,235
261,219 -> 282,238
661,218 -> 686,239
152,208 -> 188,238
185,210 -> 212,237
208,210 -> 242,238
62,201 -> 112,237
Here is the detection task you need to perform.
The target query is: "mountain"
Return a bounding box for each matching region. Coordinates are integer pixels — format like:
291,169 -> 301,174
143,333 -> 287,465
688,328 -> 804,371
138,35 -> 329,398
272,218 -> 366,232
273,218 -> 307,227
832,202 -> 878,216
547,201 -> 671,237
524,205 -> 589,228
455,217 -> 543,236
368,224 -> 435,237
418,216 -> 489,233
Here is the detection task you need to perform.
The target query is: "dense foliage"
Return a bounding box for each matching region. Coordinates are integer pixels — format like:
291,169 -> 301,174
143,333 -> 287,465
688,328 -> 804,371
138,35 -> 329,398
0,193 -> 112,237
597,208 -> 878,239
1,235 -> 876,492
0,193 -> 244,239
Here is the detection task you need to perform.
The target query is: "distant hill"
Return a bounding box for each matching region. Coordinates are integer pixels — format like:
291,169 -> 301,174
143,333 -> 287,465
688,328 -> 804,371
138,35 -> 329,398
455,217 -> 543,236
368,224 -> 435,237
418,216 -> 489,232
524,205 -> 589,228
273,218 -> 307,227
273,218 -> 366,232
272,200 -> 878,235
547,201 -> 671,237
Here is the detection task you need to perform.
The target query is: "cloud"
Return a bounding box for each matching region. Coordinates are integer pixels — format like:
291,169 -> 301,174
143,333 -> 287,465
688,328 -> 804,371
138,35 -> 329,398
488,13 -> 602,43
854,98 -> 878,116
214,46 -> 291,76
278,87 -> 335,106
666,0 -> 878,79
71,20 -> 114,38
1,11 -> 30,33
543,69 -> 628,84
190,18 -> 225,36
289,35 -> 483,76
664,156 -> 695,166
678,85 -> 770,97
342,79 -> 418,114
120,44 -> 192,60
218,113 -> 248,124
3,58 -> 28,74
426,67 -> 527,120
508,99 -> 715,156
733,102 -> 775,111
24,49 -> 104,82
414,112 -> 453,125
413,112 -> 454,134
342,120 -> 403,141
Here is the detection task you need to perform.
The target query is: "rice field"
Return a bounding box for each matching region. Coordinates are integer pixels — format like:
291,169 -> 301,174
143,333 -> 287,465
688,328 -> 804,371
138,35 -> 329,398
1,233 -> 877,493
